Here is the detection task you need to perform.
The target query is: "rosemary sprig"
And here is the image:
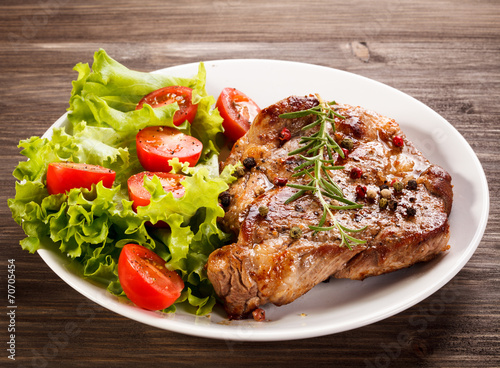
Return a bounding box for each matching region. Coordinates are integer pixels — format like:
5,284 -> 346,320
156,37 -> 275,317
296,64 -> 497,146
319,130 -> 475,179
279,95 -> 366,249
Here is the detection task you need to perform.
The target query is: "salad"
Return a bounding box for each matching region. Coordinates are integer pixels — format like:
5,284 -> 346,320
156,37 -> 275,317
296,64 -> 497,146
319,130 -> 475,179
8,49 -> 260,315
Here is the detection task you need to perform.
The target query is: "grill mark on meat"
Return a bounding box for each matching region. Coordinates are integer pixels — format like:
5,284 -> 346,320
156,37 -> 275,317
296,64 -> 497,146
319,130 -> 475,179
208,95 -> 453,319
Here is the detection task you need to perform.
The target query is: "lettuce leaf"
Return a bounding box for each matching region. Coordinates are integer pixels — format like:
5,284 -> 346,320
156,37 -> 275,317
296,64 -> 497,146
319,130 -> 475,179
8,49 -> 233,315
68,48 -> 224,161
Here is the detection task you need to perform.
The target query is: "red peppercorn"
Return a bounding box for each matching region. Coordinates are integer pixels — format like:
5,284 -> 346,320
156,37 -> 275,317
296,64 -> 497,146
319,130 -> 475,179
350,167 -> 363,179
273,177 -> 288,186
252,308 -> 266,322
341,147 -> 349,158
356,185 -> 367,198
393,135 -> 404,147
278,127 -> 292,142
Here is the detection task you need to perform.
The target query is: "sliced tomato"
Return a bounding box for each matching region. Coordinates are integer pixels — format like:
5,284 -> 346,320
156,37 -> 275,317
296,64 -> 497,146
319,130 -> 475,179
136,126 -> 202,172
127,171 -> 185,212
46,162 -> 116,195
136,86 -> 198,126
118,243 -> 184,311
216,87 -> 261,142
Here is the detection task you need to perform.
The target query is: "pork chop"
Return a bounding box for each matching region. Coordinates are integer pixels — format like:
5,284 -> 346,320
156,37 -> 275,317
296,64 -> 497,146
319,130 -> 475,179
207,95 -> 453,319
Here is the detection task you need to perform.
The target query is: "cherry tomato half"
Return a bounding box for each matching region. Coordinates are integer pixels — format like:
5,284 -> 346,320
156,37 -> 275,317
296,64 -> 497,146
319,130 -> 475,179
118,243 -> 184,311
216,87 -> 261,142
127,171 -> 186,212
46,162 -> 116,195
136,126 -> 203,172
136,86 -> 198,126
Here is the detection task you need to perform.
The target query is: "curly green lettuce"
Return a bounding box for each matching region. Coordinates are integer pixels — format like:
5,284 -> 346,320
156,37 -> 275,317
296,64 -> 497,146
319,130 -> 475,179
8,49 -> 234,315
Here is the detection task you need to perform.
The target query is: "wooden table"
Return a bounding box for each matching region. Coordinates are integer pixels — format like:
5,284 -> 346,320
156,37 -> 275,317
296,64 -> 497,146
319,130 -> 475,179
1,1 -> 498,367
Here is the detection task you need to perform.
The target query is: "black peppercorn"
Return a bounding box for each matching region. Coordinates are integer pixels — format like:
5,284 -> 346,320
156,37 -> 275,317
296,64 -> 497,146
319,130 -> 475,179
388,199 -> 398,211
294,204 -> 304,212
380,184 -> 389,191
406,179 -> 418,190
406,207 -> 417,217
219,191 -> 231,207
243,157 -> 256,169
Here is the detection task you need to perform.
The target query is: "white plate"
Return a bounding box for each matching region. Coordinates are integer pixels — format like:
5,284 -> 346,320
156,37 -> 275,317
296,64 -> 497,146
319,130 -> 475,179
38,59 -> 489,341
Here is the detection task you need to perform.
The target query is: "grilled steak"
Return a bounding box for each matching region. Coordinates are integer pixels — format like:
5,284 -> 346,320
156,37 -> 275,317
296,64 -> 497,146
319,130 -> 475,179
207,95 -> 453,319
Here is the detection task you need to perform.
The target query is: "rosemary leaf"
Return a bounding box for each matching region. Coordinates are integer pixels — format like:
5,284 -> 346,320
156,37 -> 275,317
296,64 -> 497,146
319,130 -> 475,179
288,140 -> 316,155
293,163 -> 313,173
298,154 -> 321,162
326,144 -> 334,161
342,233 -> 367,244
319,158 -> 337,164
322,165 -> 345,170
301,120 -> 322,131
279,109 -> 316,119
337,223 -> 368,233
318,208 -> 328,227
292,169 -> 314,178
321,170 -> 343,193
328,204 -> 363,210
309,225 -> 335,231
284,189 -> 307,204
320,177 -> 342,196
287,183 -> 316,191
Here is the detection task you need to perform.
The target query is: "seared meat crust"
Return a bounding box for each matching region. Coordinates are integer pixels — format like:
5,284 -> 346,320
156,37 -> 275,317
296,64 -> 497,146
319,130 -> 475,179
208,95 -> 453,319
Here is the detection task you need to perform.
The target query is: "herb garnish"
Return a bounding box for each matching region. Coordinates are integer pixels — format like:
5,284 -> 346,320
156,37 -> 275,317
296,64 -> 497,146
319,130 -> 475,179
279,95 -> 366,249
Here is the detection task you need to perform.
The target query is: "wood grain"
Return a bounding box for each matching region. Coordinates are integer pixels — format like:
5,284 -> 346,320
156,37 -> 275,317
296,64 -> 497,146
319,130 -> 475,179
1,0 -> 499,367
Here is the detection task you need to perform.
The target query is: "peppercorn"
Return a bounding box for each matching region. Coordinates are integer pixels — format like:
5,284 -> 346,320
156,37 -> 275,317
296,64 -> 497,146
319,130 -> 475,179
258,205 -> 269,217
235,165 -> 246,177
366,188 -> 377,201
379,198 -> 388,209
278,127 -> 292,143
406,207 -> 417,217
356,185 -> 367,199
393,135 -> 404,147
252,308 -> 266,322
273,177 -> 288,186
341,138 -> 354,151
406,179 -> 418,190
350,167 -> 363,179
388,199 -> 398,211
243,157 -> 256,169
294,204 -> 304,212
380,188 -> 392,199
290,226 -> 302,239
393,181 -> 404,193
340,147 -> 349,159
219,191 -> 231,207
380,184 -> 389,191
